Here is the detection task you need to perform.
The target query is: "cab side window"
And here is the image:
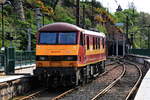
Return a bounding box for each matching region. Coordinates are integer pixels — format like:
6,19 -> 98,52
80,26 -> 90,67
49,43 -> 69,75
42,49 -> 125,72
86,36 -> 90,50
102,38 -> 105,48
93,37 -> 95,50
80,32 -> 84,46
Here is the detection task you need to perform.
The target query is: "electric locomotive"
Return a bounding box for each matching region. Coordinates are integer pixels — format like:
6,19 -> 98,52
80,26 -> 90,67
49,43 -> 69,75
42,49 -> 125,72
34,22 -> 106,87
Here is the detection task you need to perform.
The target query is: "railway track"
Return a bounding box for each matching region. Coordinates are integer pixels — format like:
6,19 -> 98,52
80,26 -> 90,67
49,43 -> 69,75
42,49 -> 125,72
13,88 -> 47,100
51,61 -> 142,100
91,61 -> 142,100
13,87 -> 72,100
13,60 -> 120,100
13,60 -> 142,100
51,62 -> 125,100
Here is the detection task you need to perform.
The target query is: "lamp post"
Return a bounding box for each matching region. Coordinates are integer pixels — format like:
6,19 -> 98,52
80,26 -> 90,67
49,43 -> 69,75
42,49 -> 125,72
0,0 -> 6,50
82,0 -> 85,28
76,0 -> 80,26
42,13 -> 44,26
148,29 -> 150,49
35,8 -> 42,30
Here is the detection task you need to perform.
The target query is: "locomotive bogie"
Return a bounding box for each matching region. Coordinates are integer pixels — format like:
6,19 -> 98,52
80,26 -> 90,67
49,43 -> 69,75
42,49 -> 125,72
34,61 -> 105,87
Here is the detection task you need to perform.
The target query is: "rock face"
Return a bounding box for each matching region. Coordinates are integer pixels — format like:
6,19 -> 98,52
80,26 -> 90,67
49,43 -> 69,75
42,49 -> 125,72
13,0 -> 25,21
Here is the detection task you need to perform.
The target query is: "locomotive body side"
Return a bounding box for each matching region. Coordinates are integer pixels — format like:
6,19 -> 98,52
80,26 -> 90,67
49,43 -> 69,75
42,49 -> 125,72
34,22 -> 106,86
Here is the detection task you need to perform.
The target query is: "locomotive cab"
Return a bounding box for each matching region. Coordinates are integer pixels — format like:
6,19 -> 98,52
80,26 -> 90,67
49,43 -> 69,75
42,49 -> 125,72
36,31 -> 83,68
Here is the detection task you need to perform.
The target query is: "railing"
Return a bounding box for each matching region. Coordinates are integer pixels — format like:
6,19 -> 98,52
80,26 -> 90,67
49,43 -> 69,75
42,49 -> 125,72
129,49 -> 150,57
0,51 -> 35,71
15,51 -> 35,68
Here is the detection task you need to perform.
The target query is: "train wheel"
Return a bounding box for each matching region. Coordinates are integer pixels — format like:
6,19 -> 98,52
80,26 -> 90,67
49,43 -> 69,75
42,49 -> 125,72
75,69 -> 81,86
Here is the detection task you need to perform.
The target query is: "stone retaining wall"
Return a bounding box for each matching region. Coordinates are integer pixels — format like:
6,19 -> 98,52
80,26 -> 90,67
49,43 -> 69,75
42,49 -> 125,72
126,54 -> 150,73
0,76 -> 31,100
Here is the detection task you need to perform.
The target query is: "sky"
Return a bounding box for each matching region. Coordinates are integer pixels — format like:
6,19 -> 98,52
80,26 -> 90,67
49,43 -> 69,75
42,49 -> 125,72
97,0 -> 150,14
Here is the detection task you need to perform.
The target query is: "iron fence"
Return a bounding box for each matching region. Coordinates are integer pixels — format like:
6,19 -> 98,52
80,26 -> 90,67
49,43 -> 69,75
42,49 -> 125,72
15,51 -> 35,67
0,51 -> 35,71
129,49 -> 150,56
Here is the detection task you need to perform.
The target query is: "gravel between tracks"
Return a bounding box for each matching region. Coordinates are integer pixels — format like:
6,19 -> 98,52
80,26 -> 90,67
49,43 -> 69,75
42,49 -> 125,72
98,62 -> 140,100
59,64 -> 124,100
105,62 -> 120,71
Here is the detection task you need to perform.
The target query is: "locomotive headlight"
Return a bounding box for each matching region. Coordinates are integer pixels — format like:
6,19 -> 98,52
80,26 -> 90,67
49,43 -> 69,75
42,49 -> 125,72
39,56 -> 46,61
36,56 -> 48,61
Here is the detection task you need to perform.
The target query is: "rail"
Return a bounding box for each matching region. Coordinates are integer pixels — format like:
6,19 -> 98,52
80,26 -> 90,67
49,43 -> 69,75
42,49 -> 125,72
91,61 -> 142,100
14,88 -> 47,100
13,60 -> 123,100
125,61 -> 142,100
91,63 -> 126,100
51,88 -> 77,100
50,62 -> 124,100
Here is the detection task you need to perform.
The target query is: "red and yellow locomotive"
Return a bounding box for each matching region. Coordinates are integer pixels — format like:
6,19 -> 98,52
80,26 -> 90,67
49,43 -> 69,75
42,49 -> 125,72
34,22 -> 106,86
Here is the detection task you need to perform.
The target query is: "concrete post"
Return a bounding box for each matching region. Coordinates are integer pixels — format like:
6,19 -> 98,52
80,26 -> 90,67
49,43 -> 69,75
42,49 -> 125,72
27,28 -> 31,51
35,8 -> 42,30
76,0 -> 80,26
116,34 -> 118,56
5,47 -> 15,75
123,34 -> 125,56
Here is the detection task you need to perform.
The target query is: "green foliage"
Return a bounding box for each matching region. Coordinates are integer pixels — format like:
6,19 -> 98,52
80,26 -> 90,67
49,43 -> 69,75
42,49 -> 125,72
114,9 -> 139,26
4,0 -> 149,51
114,9 -> 150,49
96,24 -> 107,33
85,18 -> 92,28
0,0 -> 107,50
54,6 -> 75,24
62,0 -> 76,7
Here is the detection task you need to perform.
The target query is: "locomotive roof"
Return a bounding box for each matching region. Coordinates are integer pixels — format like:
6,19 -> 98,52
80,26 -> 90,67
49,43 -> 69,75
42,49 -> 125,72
39,22 -> 105,37
39,22 -> 83,32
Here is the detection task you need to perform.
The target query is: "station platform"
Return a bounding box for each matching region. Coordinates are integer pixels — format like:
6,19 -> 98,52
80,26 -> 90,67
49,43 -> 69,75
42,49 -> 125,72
134,59 -> 150,100
0,64 -> 35,83
0,64 -> 35,75
0,64 -> 35,100
15,64 -> 35,75
0,75 -> 28,83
